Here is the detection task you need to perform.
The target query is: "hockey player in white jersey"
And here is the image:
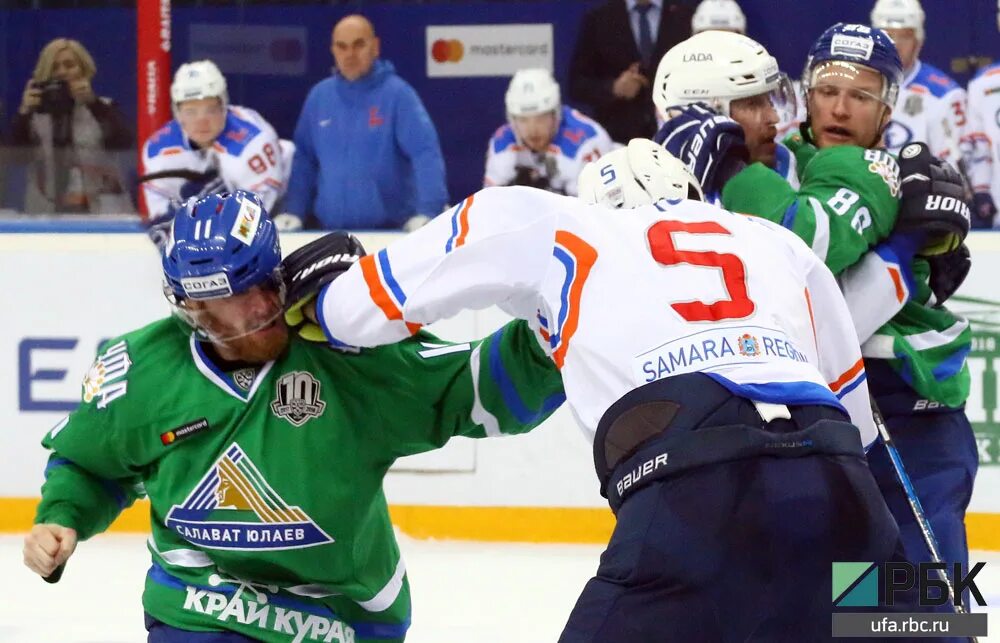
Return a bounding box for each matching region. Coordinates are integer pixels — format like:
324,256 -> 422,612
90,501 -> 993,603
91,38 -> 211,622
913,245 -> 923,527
141,60 -> 294,227
652,31 -> 800,191
690,0 -> 745,34
281,141 -> 929,641
484,68 -> 614,196
871,0 -> 968,167
961,7 -> 1000,228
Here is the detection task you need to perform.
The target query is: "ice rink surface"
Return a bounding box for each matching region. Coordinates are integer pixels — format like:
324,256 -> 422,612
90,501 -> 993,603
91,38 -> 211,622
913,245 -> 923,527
1,534 -> 998,642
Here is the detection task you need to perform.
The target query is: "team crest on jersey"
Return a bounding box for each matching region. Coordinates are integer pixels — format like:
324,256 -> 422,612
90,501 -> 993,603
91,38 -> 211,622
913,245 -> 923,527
165,443 -> 334,550
903,94 -> 923,116
863,149 -> 901,197
82,340 -> 132,409
737,333 -> 761,357
232,368 -> 256,391
270,371 -> 326,427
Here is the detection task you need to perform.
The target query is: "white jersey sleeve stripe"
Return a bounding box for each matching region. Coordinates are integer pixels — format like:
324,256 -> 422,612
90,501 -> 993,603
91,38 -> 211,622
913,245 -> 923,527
806,197 -> 831,261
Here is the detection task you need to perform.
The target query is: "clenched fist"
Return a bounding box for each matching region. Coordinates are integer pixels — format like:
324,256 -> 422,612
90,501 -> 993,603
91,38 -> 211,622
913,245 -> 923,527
23,523 -> 77,579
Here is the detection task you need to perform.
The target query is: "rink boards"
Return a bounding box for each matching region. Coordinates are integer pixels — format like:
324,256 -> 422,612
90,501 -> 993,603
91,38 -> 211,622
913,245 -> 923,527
2,230 -> 998,549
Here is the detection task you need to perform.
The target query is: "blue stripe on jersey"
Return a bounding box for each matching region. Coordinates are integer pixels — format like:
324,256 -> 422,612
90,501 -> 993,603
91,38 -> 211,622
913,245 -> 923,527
554,106 -> 599,158
44,457 -> 128,509
706,373 -> 847,414
491,125 -> 518,154
932,345 -> 970,381
148,563 -> 413,638
377,249 -> 407,306
144,120 -> 187,158
874,238 -> 917,295
550,246 -> 576,349
773,144 -> 791,181
910,61 -> 960,98
836,372 -> 867,400
487,327 -> 566,424
43,457 -> 73,477
316,284 -> 353,349
193,340 -> 248,401
214,108 -> 264,157
780,201 -> 799,229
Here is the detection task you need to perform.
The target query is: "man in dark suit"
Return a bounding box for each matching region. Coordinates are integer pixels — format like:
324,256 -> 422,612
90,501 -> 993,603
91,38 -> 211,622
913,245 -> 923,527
570,0 -> 693,143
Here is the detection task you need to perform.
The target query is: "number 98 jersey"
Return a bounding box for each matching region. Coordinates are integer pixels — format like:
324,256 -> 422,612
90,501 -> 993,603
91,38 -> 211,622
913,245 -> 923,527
319,186 -> 877,447
141,105 -> 289,219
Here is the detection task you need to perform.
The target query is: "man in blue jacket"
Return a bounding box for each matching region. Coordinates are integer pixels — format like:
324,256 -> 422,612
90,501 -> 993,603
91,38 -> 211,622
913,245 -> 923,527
279,15 -> 448,231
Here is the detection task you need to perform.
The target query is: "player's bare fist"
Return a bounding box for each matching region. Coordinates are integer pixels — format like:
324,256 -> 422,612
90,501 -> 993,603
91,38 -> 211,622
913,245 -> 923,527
23,524 -> 77,578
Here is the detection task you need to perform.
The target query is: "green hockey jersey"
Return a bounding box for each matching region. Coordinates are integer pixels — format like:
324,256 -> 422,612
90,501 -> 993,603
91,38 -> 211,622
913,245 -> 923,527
721,133 -> 970,407
35,318 -> 565,642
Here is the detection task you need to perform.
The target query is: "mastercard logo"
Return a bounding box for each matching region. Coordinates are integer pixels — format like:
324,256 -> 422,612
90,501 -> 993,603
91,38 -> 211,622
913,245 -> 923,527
431,39 -> 464,63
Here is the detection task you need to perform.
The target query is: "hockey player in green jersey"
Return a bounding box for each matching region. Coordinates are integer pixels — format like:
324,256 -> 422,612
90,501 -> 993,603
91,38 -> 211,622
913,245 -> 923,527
655,23 -> 978,604
22,191 -> 565,643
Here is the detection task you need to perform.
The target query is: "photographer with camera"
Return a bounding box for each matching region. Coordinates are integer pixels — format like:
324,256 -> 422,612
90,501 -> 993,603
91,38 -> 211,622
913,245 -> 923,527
9,38 -> 132,214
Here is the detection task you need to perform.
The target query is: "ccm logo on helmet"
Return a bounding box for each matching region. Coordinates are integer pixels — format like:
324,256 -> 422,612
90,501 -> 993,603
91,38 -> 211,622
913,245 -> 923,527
292,254 -> 360,281
181,272 -> 233,299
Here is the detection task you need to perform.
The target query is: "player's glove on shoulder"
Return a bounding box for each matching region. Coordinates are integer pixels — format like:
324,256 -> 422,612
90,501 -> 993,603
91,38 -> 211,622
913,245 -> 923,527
895,142 -> 971,256
281,232 -> 366,341
654,102 -> 749,196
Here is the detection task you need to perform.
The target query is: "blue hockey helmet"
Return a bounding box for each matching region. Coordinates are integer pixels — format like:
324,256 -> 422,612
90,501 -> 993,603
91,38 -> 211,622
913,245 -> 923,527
802,23 -> 903,107
162,190 -> 281,302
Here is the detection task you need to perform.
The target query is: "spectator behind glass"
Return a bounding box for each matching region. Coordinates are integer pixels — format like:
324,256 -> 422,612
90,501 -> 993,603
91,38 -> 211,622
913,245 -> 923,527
281,14 -> 448,232
569,1 -> 692,144
10,38 -> 133,214
141,60 -> 293,238
485,68 -> 615,196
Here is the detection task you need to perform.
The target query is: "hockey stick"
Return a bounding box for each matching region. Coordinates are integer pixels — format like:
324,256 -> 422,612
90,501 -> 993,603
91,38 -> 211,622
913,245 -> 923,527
870,397 -> 978,643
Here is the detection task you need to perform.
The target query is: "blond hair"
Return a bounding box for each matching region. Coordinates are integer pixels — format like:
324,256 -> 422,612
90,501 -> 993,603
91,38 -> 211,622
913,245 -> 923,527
32,38 -> 97,84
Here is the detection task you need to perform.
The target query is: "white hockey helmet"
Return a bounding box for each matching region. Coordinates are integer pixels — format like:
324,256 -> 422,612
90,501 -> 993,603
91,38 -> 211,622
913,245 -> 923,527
505,68 -> 561,118
871,0 -> 925,42
577,139 -> 704,209
692,0 -> 747,34
652,31 -> 793,120
171,60 -> 229,109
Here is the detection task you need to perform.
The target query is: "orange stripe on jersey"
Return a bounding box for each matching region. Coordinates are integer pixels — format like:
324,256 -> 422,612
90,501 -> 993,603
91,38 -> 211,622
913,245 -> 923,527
986,67 -> 1000,78
454,194 -> 475,249
804,288 -> 818,353
552,230 -> 598,369
360,255 -> 403,321
359,255 -> 422,336
829,358 -> 865,393
888,266 -> 906,303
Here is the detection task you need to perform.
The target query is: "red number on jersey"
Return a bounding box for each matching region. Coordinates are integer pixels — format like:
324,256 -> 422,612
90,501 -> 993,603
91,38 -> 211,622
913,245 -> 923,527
647,220 -> 755,321
247,143 -> 279,175
951,101 -> 967,127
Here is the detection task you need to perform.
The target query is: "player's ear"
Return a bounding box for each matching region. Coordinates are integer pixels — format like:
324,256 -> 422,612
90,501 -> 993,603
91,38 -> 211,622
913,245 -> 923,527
372,36 -> 381,58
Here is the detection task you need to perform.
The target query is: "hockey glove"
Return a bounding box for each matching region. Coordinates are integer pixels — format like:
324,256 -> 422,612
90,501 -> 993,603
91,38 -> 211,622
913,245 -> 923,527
895,143 -> 971,256
654,102 -> 748,195
145,201 -> 181,253
281,232 -> 366,341
927,242 -> 971,305
972,192 -> 998,229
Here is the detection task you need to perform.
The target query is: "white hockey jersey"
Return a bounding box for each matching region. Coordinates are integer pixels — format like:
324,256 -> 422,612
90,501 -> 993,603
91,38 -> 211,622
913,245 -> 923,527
318,186 -> 877,447
883,60 -> 967,167
484,106 -> 615,196
141,105 -> 291,218
963,63 -> 1000,218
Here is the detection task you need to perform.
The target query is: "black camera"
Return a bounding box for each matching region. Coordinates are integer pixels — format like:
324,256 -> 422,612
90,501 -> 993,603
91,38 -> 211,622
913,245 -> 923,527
33,79 -> 74,115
